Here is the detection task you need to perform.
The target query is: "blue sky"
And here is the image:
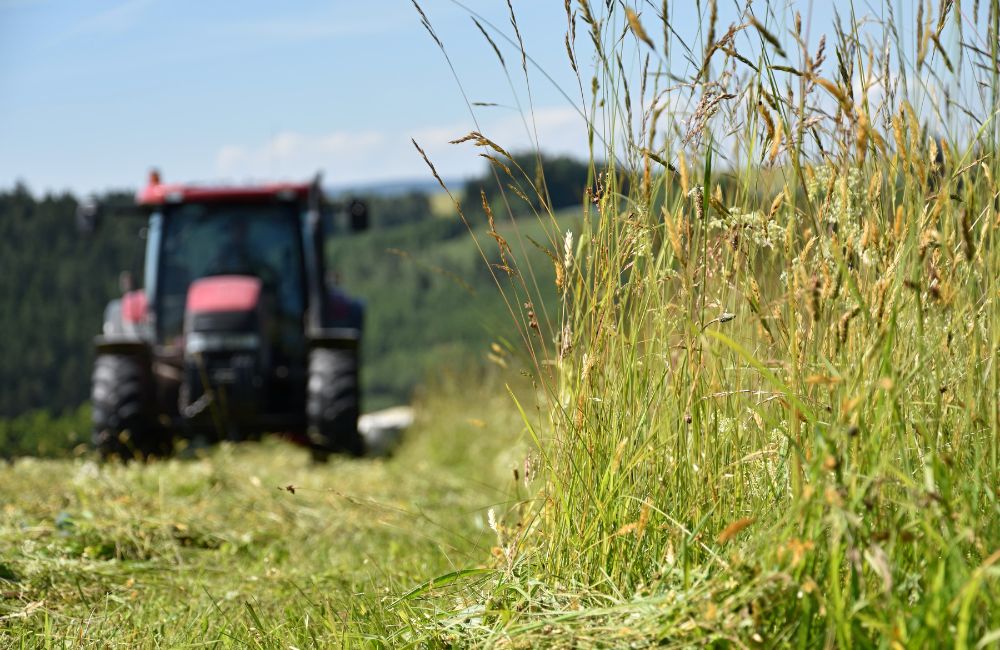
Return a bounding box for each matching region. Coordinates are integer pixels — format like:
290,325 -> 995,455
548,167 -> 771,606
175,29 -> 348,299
1,0 -> 598,194
0,1 -> 949,195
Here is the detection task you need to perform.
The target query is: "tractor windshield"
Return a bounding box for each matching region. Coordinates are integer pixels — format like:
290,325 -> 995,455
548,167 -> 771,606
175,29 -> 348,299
156,202 -> 305,343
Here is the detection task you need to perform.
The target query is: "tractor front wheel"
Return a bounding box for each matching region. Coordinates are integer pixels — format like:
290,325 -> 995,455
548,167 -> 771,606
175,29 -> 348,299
307,348 -> 364,459
92,353 -> 170,460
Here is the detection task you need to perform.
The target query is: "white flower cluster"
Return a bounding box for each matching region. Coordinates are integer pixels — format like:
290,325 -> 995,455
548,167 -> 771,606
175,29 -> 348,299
717,416 -> 736,435
806,165 -> 876,266
708,206 -> 785,249
807,164 -> 865,222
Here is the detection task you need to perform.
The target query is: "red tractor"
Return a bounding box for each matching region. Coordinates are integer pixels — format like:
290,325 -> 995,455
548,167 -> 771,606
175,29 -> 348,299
79,171 -> 369,460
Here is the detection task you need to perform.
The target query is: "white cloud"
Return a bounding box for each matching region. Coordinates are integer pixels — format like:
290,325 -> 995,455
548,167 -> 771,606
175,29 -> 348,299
213,105 -> 591,185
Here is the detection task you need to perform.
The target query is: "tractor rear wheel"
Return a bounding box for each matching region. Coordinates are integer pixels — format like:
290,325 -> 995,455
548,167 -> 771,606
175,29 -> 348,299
92,354 -> 170,460
307,348 -> 364,458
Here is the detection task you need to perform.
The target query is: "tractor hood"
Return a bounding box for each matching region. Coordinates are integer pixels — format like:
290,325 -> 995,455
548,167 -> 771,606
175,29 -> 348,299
185,275 -> 262,315
183,276 -> 264,354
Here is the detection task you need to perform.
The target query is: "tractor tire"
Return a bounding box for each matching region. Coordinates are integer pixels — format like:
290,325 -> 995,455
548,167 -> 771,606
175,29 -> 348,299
307,348 -> 364,458
91,354 -> 170,460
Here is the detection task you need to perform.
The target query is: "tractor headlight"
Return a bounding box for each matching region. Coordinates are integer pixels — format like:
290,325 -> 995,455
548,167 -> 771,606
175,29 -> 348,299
185,332 -> 261,354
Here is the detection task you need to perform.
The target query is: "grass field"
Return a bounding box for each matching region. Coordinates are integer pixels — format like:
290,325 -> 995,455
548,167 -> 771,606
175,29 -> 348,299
6,0 -> 1000,647
0,380 -> 532,647
402,0 -> 1000,646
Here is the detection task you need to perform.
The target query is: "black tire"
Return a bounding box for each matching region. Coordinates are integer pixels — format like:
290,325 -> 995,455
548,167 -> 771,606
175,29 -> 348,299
92,354 -> 171,460
307,348 -> 364,458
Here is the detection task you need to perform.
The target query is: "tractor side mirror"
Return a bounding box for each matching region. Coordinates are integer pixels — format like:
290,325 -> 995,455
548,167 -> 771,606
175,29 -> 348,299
347,199 -> 369,232
76,198 -> 102,234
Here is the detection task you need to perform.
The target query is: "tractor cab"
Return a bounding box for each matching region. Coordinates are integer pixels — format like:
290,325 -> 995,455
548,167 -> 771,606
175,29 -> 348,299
86,171 -> 368,460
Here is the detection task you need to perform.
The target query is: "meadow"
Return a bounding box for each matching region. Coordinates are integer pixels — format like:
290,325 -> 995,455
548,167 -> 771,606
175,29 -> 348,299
0,381 -> 529,646
398,0 -> 1000,645
3,0 -> 1000,647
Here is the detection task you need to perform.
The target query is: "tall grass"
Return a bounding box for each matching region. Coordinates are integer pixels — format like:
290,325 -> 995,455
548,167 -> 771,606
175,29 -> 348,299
419,0 -> 1000,645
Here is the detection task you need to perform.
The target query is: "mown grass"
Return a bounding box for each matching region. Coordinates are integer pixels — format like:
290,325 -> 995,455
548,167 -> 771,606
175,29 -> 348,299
0,377 -> 529,647
401,0 -> 1000,647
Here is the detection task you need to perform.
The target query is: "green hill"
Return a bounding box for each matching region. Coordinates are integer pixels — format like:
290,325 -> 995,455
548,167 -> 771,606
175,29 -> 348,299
329,207 -> 573,410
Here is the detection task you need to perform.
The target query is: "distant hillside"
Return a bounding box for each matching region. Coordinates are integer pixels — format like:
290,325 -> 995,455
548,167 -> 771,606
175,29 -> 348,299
328,208 -> 571,410
325,177 -> 464,198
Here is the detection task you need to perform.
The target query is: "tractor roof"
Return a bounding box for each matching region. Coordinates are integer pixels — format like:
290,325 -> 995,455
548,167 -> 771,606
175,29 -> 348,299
136,171 -> 312,206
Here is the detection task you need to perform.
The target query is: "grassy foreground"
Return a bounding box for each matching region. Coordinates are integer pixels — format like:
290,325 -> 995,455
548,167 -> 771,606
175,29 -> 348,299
6,1 -> 1000,647
0,379 -> 530,647
403,0 -> 1000,647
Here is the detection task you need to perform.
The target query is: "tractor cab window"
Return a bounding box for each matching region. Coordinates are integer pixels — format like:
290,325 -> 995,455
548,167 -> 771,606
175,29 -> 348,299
157,202 -> 305,343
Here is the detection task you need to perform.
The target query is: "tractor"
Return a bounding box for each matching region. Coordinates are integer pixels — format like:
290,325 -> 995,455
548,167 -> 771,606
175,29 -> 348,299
79,171 -> 369,460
